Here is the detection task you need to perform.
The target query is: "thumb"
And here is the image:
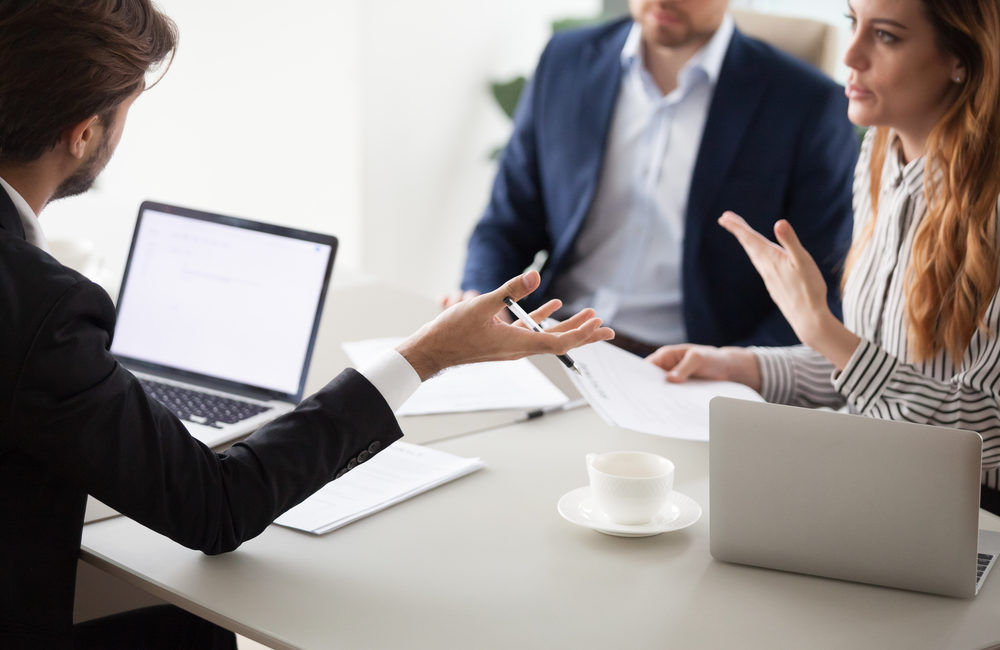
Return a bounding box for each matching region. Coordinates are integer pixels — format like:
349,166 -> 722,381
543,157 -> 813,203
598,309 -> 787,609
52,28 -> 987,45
485,270 -> 541,308
773,220 -> 809,264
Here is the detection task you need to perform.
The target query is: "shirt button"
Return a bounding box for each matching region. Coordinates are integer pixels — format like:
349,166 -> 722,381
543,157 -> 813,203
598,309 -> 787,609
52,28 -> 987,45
368,441 -> 381,454
358,450 -> 370,463
347,458 -> 358,470
336,469 -> 347,479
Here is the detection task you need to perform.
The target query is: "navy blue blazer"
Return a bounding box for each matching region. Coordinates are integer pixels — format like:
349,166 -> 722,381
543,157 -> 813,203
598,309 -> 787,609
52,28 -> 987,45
462,19 -> 857,347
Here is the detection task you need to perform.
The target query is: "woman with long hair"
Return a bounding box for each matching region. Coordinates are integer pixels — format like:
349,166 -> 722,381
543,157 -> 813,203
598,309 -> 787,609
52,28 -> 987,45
649,0 -> 1000,510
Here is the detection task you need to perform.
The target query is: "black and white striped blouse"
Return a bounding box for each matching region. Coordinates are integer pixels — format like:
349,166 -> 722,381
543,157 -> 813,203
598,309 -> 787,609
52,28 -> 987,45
753,128 -> 1000,488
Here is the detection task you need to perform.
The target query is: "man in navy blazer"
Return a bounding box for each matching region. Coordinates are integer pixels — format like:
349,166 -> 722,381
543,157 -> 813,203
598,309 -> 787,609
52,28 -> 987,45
453,1 -> 857,354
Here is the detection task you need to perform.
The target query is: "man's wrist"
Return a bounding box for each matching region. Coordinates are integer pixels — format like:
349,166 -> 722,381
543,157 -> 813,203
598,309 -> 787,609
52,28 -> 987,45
396,331 -> 441,382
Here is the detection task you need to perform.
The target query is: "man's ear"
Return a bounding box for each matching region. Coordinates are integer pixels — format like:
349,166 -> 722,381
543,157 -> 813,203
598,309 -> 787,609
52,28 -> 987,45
62,115 -> 101,160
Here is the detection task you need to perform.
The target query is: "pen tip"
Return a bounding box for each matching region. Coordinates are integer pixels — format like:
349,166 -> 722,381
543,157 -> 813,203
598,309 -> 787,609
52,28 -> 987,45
571,366 -> 582,376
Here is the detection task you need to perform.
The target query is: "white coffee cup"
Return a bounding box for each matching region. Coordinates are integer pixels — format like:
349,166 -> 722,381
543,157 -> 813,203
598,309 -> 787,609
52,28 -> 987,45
586,451 -> 674,525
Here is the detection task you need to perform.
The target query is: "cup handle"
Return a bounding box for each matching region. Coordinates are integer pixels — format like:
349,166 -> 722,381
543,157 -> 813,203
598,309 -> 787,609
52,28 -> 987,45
585,453 -> 596,467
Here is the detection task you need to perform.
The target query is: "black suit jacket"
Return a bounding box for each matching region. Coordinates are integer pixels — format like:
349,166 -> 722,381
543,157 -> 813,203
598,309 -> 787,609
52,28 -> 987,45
0,188 -> 403,648
462,19 -> 857,346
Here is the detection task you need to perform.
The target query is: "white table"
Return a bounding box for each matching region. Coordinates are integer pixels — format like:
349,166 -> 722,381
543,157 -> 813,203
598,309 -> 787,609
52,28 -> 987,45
80,278 -> 1000,649
81,402 -> 1000,650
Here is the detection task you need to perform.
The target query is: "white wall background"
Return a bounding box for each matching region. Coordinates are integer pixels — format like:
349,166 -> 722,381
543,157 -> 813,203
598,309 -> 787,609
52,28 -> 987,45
40,0 -> 846,300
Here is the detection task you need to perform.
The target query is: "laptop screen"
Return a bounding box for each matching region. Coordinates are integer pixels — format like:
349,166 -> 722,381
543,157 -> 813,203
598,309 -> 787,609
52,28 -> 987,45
111,201 -> 337,401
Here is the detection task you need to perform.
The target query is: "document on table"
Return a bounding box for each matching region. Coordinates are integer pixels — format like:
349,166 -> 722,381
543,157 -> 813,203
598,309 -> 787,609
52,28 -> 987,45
564,340 -> 763,441
275,441 -> 483,535
343,337 -> 568,415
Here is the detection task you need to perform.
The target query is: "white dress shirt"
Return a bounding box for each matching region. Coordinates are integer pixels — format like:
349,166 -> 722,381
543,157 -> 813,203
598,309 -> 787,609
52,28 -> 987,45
551,15 -> 734,345
0,175 -> 421,412
0,175 -> 48,252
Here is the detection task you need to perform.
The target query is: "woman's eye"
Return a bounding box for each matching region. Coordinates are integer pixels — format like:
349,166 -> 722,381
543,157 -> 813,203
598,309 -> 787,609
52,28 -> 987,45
875,29 -> 899,44
845,14 -> 857,31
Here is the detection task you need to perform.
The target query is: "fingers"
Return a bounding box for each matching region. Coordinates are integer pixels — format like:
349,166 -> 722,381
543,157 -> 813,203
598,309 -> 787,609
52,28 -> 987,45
543,308 -> 595,333
718,211 -> 781,261
548,318 -> 613,352
645,345 -> 690,370
526,299 -> 563,326
773,219 -> 810,266
664,349 -> 706,383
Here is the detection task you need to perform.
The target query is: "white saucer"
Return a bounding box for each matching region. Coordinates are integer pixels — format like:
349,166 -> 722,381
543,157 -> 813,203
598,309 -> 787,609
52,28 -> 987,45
557,486 -> 702,537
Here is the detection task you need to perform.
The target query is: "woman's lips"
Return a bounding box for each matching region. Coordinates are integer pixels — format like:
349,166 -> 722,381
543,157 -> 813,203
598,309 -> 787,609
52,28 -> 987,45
846,83 -> 872,100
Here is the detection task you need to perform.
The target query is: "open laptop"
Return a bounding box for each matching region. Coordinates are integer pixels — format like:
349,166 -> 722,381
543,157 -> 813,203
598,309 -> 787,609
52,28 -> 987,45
111,201 -> 337,448
709,397 -> 1000,598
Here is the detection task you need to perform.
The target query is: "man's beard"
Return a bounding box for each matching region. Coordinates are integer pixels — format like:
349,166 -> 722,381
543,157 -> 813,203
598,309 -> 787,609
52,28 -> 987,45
51,132 -> 114,201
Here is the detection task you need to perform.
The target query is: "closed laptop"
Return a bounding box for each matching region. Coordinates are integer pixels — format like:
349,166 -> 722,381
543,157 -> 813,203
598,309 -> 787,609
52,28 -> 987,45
709,397 -> 1000,598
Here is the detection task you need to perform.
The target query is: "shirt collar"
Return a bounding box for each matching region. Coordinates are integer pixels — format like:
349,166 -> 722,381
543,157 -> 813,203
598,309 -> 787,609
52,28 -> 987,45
0,175 -> 49,252
621,13 -> 734,87
885,131 -> 926,197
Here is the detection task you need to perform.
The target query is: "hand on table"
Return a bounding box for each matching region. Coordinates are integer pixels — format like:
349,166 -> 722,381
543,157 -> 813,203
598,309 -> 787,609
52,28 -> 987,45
400,270 -> 614,381
646,344 -> 761,391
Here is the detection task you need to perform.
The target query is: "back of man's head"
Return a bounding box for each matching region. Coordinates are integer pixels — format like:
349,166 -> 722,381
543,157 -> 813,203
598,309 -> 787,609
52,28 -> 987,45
0,0 -> 177,164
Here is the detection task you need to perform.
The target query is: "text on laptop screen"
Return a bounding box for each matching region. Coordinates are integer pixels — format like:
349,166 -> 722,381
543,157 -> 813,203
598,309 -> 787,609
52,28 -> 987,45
111,209 -> 333,395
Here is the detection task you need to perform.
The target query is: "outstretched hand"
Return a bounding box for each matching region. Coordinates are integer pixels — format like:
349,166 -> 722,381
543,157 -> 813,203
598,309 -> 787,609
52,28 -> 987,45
718,211 -> 860,369
718,212 -> 830,345
398,270 -> 615,381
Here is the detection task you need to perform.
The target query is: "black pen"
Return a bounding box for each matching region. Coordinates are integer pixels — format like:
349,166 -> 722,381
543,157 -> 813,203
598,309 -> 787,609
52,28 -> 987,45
503,296 -> 582,375
519,398 -> 589,422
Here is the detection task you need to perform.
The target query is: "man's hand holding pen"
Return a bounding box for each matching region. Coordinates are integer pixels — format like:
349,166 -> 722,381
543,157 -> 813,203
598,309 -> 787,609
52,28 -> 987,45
398,270 -> 614,382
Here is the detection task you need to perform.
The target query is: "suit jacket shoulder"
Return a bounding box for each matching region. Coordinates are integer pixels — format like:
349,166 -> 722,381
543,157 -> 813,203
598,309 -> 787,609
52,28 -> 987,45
544,17 -> 632,58
0,230 -> 100,420
0,209 -> 404,642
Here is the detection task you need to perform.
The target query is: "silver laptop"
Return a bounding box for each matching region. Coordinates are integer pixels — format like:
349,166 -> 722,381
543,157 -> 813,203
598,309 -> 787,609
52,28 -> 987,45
709,397 -> 1000,598
111,201 -> 337,448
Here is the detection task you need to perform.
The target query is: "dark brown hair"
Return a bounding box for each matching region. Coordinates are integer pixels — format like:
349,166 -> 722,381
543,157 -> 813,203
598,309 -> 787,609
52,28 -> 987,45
0,0 -> 178,163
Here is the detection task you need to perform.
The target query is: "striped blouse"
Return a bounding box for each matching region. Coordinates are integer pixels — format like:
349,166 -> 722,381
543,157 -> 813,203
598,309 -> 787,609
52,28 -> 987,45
753,128 -> 1000,488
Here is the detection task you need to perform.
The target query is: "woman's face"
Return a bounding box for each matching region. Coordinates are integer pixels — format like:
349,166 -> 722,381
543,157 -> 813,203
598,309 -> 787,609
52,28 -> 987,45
843,0 -> 963,158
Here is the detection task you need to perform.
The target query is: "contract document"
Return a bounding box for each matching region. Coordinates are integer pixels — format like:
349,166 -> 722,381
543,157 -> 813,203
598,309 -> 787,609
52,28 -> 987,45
275,441 -> 483,534
564,340 -> 763,441
343,338 -> 568,415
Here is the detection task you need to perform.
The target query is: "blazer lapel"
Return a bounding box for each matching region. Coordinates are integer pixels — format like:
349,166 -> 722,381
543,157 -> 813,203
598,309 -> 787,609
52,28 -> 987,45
684,30 -> 766,253
556,21 -> 630,253
0,184 -> 27,241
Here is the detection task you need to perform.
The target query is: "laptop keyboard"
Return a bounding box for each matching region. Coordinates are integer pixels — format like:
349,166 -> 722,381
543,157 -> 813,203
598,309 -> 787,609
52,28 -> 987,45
978,552 -> 995,585
140,378 -> 269,429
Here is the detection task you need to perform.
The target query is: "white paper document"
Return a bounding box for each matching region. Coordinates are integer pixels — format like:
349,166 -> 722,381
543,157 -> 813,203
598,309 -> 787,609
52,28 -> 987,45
343,338 -> 568,415
564,340 -> 763,441
275,441 -> 484,534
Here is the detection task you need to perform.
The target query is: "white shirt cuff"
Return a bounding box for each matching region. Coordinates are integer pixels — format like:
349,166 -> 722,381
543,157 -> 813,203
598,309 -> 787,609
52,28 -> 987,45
357,348 -> 421,413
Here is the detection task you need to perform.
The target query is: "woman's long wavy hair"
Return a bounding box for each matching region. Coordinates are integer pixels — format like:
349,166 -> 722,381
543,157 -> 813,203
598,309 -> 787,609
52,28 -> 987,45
844,0 -> 1000,362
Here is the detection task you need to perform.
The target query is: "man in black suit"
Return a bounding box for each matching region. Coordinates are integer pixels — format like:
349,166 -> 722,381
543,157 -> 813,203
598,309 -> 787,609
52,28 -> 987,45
0,2 -> 613,648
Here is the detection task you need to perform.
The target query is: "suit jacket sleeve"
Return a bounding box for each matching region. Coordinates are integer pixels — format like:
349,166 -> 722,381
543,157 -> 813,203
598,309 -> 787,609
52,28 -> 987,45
8,278 -> 403,554
460,43 -> 555,295
731,80 -> 857,347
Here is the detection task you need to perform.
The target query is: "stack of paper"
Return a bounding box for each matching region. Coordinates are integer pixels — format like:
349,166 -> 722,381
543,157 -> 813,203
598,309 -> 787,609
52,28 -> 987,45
343,338 -> 568,415
564,340 -> 764,441
275,441 -> 483,534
